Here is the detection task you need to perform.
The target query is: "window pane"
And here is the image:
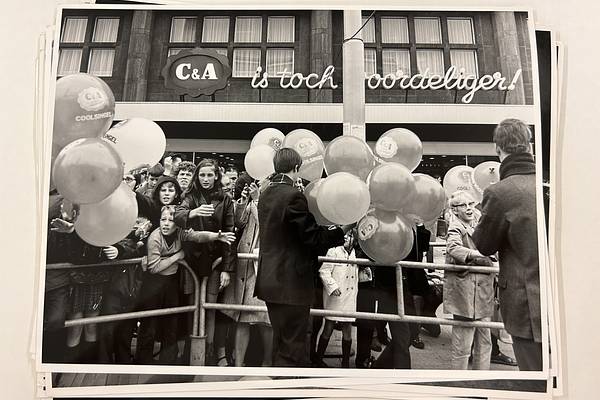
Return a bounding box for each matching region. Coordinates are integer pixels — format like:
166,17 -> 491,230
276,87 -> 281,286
168,48 -> 187,57
382,49 -> 410,75
266,48 -> 294,75
415,18 -> 441,44
205,48 -> 228,57
61,17 -> 87,43
267,16 -> 294,42
232,48 -> 260,77
361,17 -> 375,43
448,18 -> 474,44
416,49 -> 444,76
364,48 -> 377,76
93,18 -> 119,42
234,17 -> 262,43
381,17 -> 408,43
450,50 -> 478,77
57,49 -> 82,75
170,17 -> 196,42
88,48 -> 115,77
202,17 -> 229,43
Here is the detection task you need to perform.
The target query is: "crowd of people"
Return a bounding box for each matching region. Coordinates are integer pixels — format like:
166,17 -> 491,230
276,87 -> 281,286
42,118 -> 542,372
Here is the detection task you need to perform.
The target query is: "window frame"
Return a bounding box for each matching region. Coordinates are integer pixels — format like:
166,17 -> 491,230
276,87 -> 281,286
58,14 -> 122,78
166,12 -> 299,79
362,12 -> 480,79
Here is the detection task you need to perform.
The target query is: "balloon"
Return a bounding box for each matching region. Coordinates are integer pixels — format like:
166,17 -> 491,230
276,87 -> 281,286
357,209 -> 414,264
316,172 -> 371,225
472,161 -> 501,194
52,138 -> 123,204
75,182 -> 138,246
443,165 -> 482,203
103,118 -> 166,173
402,173 -> 447,223
303,179 -> 335,226
244,144 -> 275,180
251,128 -> 285,150
283,129 -> 325,182
374,128 -> 423,171
368,163 -> 416,211
323,135 -> 376,181
53,73 -> 115,151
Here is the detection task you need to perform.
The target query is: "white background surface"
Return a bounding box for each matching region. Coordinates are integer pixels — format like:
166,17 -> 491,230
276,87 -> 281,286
2,1 -> 599,399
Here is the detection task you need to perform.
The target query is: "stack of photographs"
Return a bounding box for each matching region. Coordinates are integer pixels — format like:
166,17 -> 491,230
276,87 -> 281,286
32,1 -> 565,398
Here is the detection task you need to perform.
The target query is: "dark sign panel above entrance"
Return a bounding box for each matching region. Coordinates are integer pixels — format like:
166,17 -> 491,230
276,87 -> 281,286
161,48 -> 232,97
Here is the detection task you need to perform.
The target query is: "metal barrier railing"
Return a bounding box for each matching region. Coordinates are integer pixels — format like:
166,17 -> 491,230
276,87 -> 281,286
46,241 -> 502,366
199,251 -> 503,356
47,258 -> 200,336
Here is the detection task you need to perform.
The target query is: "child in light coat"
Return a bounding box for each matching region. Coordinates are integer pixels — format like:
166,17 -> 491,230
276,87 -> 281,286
315,231 -> 367,368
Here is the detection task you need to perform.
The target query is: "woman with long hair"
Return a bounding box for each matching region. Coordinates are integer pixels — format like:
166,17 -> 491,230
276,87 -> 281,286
221,173 -> 273,366
174,159 -> 235,365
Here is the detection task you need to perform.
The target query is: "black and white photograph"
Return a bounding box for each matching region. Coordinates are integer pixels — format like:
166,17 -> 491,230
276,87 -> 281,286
34,2 -> 553,394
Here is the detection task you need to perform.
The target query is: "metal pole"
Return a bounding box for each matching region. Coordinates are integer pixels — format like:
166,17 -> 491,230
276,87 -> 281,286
201,303 -> 505,330
46,258 -> 143,270
198,277 -> 208,338
182,263 -> 200,337
235,253 -> 498,274
342,10 -> 366,140
395,266 -> 405,316
64,306 -> 196,327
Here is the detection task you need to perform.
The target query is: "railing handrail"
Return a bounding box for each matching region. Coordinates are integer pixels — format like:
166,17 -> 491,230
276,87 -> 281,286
46,257 -> 144,270
51,258 -> 201,336
236,253 -> 498,274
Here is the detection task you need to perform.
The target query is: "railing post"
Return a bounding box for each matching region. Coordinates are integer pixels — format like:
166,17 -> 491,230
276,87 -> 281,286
190,276 -> 208,366
396,264 -> 405,316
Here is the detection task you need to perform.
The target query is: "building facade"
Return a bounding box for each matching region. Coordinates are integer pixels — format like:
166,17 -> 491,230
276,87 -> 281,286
57,7 -> 536,177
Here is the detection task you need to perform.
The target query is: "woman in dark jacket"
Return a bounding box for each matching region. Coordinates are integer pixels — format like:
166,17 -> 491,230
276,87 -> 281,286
174,158 -> 235,365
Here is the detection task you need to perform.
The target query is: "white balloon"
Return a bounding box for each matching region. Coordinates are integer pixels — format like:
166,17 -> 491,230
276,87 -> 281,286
103,118 -> 166,173
244,144 -> 275,180
251,128 -> 285,150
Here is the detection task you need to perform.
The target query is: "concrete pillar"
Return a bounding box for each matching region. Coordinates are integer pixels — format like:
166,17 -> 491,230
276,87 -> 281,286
123,10 -> 153,101
309,10 -> 333,103
492,12 -> 525,104
342,10 -> 366,140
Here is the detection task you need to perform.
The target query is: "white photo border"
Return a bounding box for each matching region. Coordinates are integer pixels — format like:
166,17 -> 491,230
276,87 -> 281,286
35,3 -> 553,395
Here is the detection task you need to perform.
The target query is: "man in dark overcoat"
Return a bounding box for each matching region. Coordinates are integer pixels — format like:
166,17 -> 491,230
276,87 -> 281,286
472,118 -> 542,371
255,148 -> 351,367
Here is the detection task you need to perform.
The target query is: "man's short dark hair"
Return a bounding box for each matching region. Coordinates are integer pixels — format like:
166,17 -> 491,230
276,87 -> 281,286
148,163 -> 165,177
177,161 -> 196,175
273,148 -> 303,174
493,118 -> 532,154
225,166 -> 238,173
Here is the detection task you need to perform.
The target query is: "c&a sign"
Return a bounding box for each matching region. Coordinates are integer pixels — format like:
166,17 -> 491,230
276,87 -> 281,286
161,48 -> 232,97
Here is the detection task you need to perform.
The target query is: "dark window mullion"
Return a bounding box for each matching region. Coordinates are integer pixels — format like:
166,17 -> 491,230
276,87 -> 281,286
195,15 -> 202,45
408,16 -> 417,76
375,16 -> 383,76
228,15 -> 235,61
79,17 -> 96,73
261,14 -> 268,71
441,18 -> 451,72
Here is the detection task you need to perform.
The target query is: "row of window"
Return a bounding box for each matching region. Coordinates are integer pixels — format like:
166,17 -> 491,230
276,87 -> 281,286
57,14 -> 479,80
167,15 -> 295,78
59,17 -> 119,76
362,16 -> 478,77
